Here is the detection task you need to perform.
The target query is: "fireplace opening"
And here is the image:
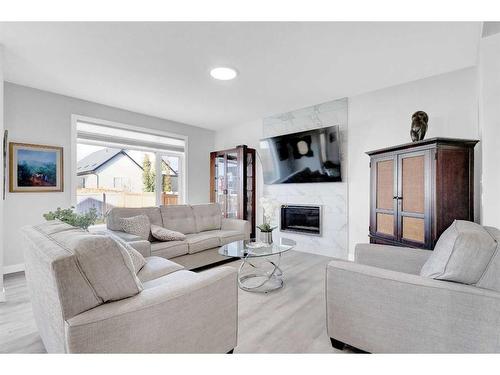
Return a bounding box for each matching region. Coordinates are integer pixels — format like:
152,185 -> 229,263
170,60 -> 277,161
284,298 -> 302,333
280,205 -> 321,236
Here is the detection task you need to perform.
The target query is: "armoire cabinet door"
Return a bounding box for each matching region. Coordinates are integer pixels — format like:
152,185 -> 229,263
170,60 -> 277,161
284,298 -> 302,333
397,150 -> 430,247
372,156 -> 397,239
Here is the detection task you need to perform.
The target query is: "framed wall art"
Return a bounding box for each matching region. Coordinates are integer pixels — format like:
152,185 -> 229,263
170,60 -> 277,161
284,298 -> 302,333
9,142 -> 64,193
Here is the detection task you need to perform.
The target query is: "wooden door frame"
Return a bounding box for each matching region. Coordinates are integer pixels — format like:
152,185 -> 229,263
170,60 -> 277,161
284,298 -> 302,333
369,154 -> 398,242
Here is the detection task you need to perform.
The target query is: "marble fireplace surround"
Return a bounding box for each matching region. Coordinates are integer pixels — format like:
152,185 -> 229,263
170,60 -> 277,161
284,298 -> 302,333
262,98 -> 348,259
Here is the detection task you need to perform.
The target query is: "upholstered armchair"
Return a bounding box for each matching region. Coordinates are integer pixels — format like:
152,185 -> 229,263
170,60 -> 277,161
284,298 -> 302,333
326,242 -> 500,353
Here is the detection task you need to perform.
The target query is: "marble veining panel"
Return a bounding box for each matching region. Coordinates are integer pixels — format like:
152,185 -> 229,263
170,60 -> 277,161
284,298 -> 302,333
262,98 -> 348,259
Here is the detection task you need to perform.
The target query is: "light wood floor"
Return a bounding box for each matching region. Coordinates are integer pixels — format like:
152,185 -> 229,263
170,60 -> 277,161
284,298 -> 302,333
0,250 -> 346,353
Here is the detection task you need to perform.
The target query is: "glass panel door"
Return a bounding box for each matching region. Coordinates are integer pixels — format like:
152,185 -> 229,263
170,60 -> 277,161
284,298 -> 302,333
246,150 -> 254,223
214,154 -> 226,214
226,151 -> 239,218
374,157 -> 396,238
398,151 -> 427,245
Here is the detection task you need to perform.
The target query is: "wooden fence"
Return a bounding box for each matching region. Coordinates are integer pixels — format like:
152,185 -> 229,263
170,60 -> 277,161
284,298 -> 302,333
77,189 -> 179,217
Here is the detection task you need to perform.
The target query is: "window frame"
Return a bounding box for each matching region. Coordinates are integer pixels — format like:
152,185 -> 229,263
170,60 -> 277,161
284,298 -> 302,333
71,115 -> 188,207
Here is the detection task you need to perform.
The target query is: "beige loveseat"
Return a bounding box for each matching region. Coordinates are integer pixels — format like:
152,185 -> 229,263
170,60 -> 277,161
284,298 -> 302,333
105,203 -> 251,270
21,221 -> 238,353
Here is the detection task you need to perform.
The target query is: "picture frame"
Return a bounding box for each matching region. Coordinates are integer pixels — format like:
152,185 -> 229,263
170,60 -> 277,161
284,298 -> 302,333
3,130 -> 7,200
9,142 -> 64,193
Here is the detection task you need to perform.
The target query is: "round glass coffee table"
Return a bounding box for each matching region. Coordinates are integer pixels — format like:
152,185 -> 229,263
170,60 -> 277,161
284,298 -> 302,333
219,238 -> 296,293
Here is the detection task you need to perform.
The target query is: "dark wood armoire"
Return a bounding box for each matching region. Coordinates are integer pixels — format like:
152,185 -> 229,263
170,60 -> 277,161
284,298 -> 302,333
210,145 -> 256,238
367,138 -> 478,250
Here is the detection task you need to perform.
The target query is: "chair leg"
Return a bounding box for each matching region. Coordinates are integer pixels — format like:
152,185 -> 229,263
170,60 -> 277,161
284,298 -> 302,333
226,349 -> 234,354
330,337 -> 346,351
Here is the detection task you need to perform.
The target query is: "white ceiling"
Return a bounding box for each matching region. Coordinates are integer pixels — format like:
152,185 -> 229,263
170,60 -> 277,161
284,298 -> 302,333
0,22 -> 481,130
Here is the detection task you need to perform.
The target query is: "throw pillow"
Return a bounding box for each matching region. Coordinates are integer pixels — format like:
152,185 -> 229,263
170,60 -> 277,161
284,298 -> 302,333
100,231 -> 147,274
150,224 -> 186,241
117,240 -> 147,274
420,220 -> 497,284
120,214 -> 151,241
476,226 -> 500,292
49,229 -> 143,302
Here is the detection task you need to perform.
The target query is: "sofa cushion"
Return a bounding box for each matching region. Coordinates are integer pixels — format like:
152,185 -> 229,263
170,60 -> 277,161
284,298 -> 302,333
160,205 -> 196,234
49,226 -> 143,302
120,214 -> 151,241
151,224 -> 186,241
476,226 -> 500,291
137,256 -> 184,283
151,240 -> 189,259
420,220 -> 497,284
141,269 -> 199,290
201,230 -> 245,245
192,204 -> 222,232
185,232 -> 220,254
217,230 -> 246,245
106,207 -> 162,237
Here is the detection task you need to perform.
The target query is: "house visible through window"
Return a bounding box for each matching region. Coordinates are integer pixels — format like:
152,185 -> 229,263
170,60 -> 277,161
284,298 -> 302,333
75,119 -> 186,220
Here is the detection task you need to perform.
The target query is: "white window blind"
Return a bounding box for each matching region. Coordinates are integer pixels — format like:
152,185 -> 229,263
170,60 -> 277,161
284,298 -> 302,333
76,121 -> 185,153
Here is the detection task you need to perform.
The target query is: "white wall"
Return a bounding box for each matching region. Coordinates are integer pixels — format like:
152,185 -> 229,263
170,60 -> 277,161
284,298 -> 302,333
479,33 -> 500,228
262,99 -> 349,259
0,46 -> 5,300
216,67 -> 480,260
4,82 -> 214,269
348,67 -> 480,257
216,100 -> 349,259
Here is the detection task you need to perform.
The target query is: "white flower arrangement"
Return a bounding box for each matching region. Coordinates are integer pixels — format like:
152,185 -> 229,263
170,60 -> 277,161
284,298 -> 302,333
257,197 -> 280,232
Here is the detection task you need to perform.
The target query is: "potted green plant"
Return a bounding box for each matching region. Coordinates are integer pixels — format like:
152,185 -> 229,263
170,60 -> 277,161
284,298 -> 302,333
43,207 -> 98,230
257,197 -> 279,244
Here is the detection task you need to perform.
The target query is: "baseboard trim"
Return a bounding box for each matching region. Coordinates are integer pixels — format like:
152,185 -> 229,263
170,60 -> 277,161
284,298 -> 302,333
3,263 -> 25,275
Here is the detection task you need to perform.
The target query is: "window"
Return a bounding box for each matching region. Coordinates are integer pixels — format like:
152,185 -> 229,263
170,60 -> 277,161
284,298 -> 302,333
78,177 -> 86,189
113,177 -> 128,190
74,118 -> 186,220
160,154 -> 182,205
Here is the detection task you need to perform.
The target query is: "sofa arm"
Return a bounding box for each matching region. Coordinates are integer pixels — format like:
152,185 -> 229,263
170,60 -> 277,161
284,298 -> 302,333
127,240 -> 151,257
98,229 -> 151,257
65,267 -> 238,353
326,259 -> 500,353
222,218 -> 251,239
103,229 -> 143,242
355,243 -> 431,275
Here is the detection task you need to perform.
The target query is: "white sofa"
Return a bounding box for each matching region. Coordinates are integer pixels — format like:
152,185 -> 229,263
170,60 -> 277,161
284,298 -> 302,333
105,203 -> 251,270
21,220 -> 238,353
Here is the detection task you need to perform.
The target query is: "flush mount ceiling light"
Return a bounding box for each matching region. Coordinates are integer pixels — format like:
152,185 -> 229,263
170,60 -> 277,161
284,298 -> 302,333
210,67 -> 238,81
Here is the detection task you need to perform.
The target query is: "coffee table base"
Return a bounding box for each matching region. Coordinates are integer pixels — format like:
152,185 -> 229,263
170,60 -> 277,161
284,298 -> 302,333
238,253 -> 284,293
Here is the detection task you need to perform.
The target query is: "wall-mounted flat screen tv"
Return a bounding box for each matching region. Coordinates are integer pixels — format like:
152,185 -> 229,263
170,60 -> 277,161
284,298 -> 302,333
259,125 -> 342,184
